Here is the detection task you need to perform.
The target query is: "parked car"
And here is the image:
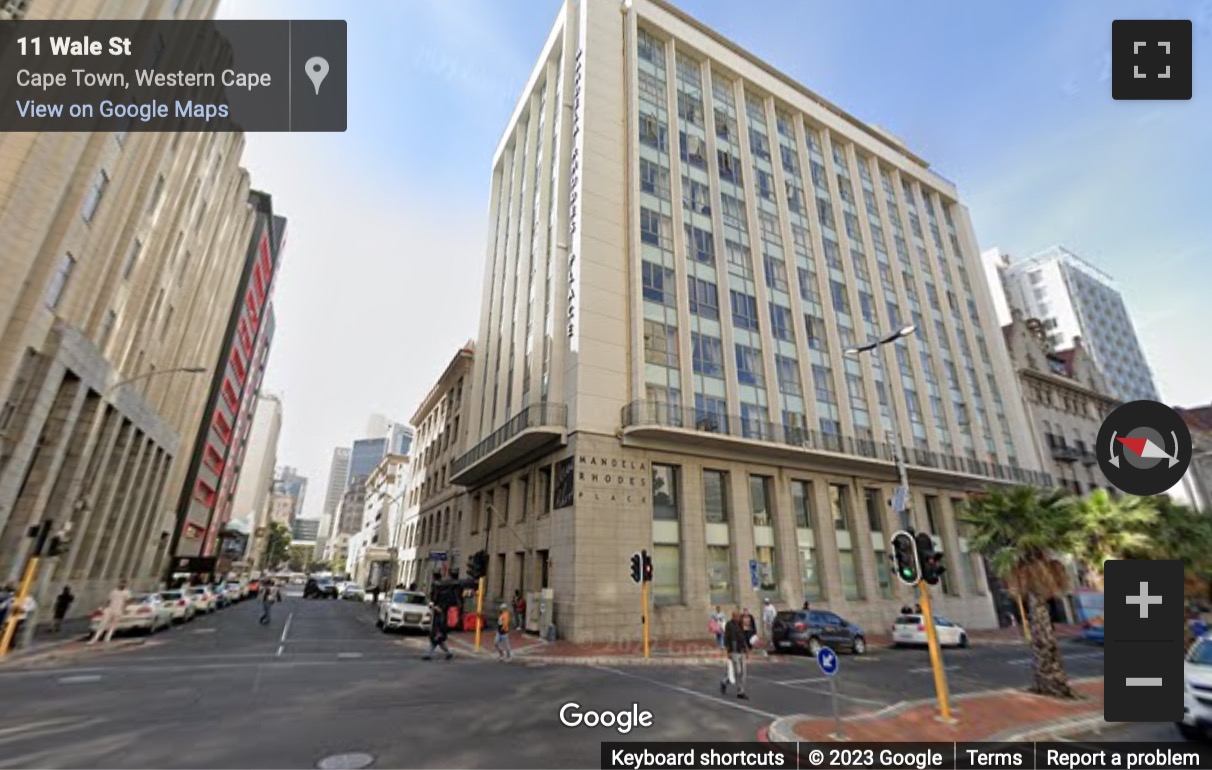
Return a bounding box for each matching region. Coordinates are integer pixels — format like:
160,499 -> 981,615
159,589 -> 196,624
304,578 -> 338,599
342,584 -> 365,601
185,585 -> 217,614
210,585 -> 232,608
891,614 -> 969,648
246,578 -> 261,596
89,593 -> 174,635
771,609 -> 867,655
376,590 -> 433,633
225,581 -> 248,601
1180,636 -> 1212,739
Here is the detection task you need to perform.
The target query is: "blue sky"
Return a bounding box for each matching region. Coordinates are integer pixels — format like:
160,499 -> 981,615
217,0 -> 1211,519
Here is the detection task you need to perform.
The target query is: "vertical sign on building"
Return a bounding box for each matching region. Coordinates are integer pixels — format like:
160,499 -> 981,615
566,0 -> 589,352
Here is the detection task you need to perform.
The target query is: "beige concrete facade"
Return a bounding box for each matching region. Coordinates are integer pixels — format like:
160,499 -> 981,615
398,345 -> 474,591
448,0 -> 1051,642
1002,310 -> 1119,495
0,0 -> 260,620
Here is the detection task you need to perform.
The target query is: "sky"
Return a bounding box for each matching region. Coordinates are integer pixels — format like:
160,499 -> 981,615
216,0 -> 1212,520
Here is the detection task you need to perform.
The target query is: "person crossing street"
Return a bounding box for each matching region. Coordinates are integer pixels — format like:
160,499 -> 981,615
495,603 -> 513,660
259,580 -> 276,625
720,610 -> 751,700
89,580 -> 129,644
423,604 -> 453,661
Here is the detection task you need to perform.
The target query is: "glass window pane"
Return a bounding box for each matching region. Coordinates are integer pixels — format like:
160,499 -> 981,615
838,550 -> 861,600
792,480 -> 812,528
707,545 -> 733,605
704,471 -> 728,523
653,544 -> 682,605
755,545 -> 778,599
750,476 -> 771,527
800,547 -> 821,601
653,465 -> 679,520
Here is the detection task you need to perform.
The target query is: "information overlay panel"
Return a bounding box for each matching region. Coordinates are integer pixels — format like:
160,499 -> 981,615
600,742 -> 1212,770
0,20 -> 346,132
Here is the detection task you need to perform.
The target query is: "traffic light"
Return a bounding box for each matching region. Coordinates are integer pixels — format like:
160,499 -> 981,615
467,550 -> 488,580
629,552 -> 642,584
641,549 -> 653,583
915,532 -> 946,586
890,530 -> 920,586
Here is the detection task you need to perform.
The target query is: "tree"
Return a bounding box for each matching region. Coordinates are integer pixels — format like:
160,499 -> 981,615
1068,489 -> 1156,589
264,522 -> 292,569
1136,497 -> 1212,598
309,560 -> 332,574
962,485 -> 1079,699
288,544 -> 313,572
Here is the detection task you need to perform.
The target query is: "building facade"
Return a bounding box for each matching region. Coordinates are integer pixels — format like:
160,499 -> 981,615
985,246 -> 1160,404
169,190 -> 286,573
1175,406 -> 1212,512
350,454 -> 408,587
229,393 -> 282,566
397,344 -> 474,591
348,437 -> 388,482
1001,311 -> 1119,496
316,446 -> 351,559
447,0 -> 1049,642
291,517 -> 320,542
0,0 -> 264,615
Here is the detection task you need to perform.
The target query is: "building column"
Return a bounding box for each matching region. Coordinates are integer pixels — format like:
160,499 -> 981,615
727,468 -> 756,611
849,478 -> 882,605
61,408 -> 122,581
36,389 -> 102,591
120,449 -> 170,584
771,471 -> 801,608
97,435 -> 153,581
810,479 -> 845,605
78,421 -> 137,581
679,462 -> 709,612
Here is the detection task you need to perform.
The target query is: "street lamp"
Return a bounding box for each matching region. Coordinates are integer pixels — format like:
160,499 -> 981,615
107,365 -> 207,394
844,324 -> 917,531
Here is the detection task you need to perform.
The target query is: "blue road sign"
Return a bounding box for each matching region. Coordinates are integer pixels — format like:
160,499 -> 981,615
749,559 -> 759,588
429,551 -> 447,562
816,646 -> 839,677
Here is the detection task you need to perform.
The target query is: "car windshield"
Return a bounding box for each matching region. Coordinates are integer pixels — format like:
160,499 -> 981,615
1189,640 -> 1212,666
187,588 -> 208,595
895,615 -> 921,624
129,594 -> 152,604
161,591 -> 183,600
392,592 -> 426,605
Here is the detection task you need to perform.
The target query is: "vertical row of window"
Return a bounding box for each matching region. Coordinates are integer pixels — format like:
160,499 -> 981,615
650,463 -> 982,605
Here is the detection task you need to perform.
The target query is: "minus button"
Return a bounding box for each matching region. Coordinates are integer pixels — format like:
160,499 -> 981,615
1125,677 -> 1164,686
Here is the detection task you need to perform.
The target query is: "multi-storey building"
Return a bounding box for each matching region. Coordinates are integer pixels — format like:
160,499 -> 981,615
291,517 -> 320,543
275,466 -> 308,519
350,453 -> 408,587
169,190 -> 286,575
230,393 -> 282,564
0,0 -> 259,615
348,437 -> 388,483
316,446 -> 351,559
397,344 -> 474,591
984,246 -> 1160,404
448,0 -> 1049,641
1175,406 -> 1212,512
1002,310 -> 1119,496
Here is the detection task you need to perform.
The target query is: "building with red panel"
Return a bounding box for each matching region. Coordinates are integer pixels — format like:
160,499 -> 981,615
167,190 -> 286,577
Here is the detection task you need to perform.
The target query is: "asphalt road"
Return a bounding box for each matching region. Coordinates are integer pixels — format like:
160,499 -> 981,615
0,591 -> 1109,769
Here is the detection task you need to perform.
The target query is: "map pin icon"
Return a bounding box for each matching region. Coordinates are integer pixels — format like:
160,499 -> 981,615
305,56 -> 329,95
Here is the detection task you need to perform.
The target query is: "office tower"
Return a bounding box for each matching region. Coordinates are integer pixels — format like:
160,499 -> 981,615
169,190 -> 287,573
275,466 -> 308,522
449,0 -> 1047,641
348,437 -> 388,482
229,394 -> 283,561
985,246 -> 1160,403
316,446 -> 351,557
291,517 -> 321,543
0,0 -> 259,613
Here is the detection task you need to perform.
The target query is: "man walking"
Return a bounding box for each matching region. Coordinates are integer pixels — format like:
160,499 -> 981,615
720,610 -> 751,700
51,586 -> 74,633
495,603 -> 512,660
423,604 -> 453,661
761,598 -> 777,650
89,580 -> 130,644
259,581 -> 275,625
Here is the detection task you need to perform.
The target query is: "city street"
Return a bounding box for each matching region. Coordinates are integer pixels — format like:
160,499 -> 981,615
0,589 -> 1109,769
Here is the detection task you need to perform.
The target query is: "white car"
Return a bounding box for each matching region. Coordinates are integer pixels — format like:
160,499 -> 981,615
89,593 -> 174,635
1180,637 -> 1212,739
342,583 -> 365,601
158,589 -> 196,623
185,586 -> 216,614
891,614 -> 969,648
377,590 -> 433,633
225,581 -> 247,601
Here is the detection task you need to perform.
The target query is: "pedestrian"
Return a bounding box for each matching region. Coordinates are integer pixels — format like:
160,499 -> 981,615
914,603 -> 922,614
709,605 -> 726,649
372,585 -> 381,604
259,581 -> 274,625
901,604 -> 913,615
0,584 -> 13,634
51,586 -> 74,633
741,607 -> 757,647
761,598 -> 777,650
513,589 -> 526,624
423,604 -> 453,661
89,580 -> 130,644
495,602 -> 513,660
720,610 -> 751,700
802,601 -> 811,611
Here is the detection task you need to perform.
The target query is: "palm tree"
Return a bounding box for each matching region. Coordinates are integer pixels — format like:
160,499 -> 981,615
1068,490 -> 1156,588
962,485 -> 1079,698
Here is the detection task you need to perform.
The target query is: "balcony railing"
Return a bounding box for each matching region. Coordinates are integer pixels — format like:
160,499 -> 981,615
621,399 -> 1053,488
1050,444 -> 1082,463
450,402 -> 567,477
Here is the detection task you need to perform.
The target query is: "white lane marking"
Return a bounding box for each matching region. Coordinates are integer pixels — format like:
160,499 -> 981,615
0,717 -> 105,747
596,666 -> 781,720
1008,652 -> 1102,666
0,718 -> 77,737
277,612 -> 293,656
909,665 -> 961,673
58,675 -> 102,684
337,652 -> 363,659
192,628 -> 216,634
773,676 -> 830,685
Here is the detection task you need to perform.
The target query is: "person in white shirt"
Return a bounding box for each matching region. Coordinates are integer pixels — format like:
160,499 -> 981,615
89,580 -> 130,644
761,598 -> 777,650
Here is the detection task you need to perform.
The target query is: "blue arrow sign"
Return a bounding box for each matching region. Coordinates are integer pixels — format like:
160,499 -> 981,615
749,559 -> 759,588
816,646 -> 839,677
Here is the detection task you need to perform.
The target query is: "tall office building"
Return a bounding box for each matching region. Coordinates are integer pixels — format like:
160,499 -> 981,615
229,393 -> 283,562
316,446 -> 351,558
448,0 -> 1048,641
170,190 -> 287,573
983,246 -> 1160,404
0,0 -> 260,614
275,466 -> 308,521
348,437 -> 388,482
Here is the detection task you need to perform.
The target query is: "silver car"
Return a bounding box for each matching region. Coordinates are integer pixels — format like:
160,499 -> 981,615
376,590 -> 432,633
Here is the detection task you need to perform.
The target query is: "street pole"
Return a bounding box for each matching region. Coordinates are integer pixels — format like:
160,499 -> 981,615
474,575 -> 485,650
848,326 -> 954,724
641,577 -> 650,659
0,556 -> 39,657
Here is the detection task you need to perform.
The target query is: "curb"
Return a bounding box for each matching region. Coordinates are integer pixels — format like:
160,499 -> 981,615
0,638 -> 148,668
988,712 -> 1107,741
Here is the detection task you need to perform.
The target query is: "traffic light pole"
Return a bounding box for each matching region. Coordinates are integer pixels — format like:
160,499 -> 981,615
0,520 -> 53,658
474,575 -> 485,650
641,578 -> 650,660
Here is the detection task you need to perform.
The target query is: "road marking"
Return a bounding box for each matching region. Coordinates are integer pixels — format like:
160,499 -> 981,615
1008,652 -> 1101,665
0,718 -> 78,737
337,652 -> 363,659
192,628 -> 216,634
909,665 -> 961,673
0,717 -> 104,747
773,676 -> 829,685
58,674 -> 102,684
277,612 -> 293,656
596,666 -> 781,720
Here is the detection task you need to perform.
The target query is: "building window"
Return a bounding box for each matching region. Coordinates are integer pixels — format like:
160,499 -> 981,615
537,466 -> 551,516
44,254 -> 76,310
953,498 -> 982,595
499,484 -> 509,525
81,170 -> 109,223
792,480 -> 822,601
519,475 -> 529,522
750,475 -> 778,599
98,310 -> 117,349
703,470 -> 728,523
831,484 -> 863,600
652,464 -> 682,605
707,545 -> 733,605
121,239 -> 143,280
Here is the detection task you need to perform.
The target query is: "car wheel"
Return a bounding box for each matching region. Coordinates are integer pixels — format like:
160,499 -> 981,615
959,634 -> 969,649
375,617 -> 383,629
1177,723 -> 1203,741
851,636 -> 867,655
807,637 -> 823,656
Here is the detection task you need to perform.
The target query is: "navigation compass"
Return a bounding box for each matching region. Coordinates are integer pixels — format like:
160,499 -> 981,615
1097,400 -> 1192,496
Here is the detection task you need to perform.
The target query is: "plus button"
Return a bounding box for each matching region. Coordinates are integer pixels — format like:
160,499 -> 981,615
1126,581 -> 1163,619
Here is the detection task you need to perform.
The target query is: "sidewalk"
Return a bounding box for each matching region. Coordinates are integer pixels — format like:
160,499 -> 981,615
444,630 -> 753,665
1,617 -> 152,668
768,677 -> 1104,744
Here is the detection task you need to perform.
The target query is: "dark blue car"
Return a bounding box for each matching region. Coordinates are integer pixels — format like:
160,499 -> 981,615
771,609 -> 867,655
